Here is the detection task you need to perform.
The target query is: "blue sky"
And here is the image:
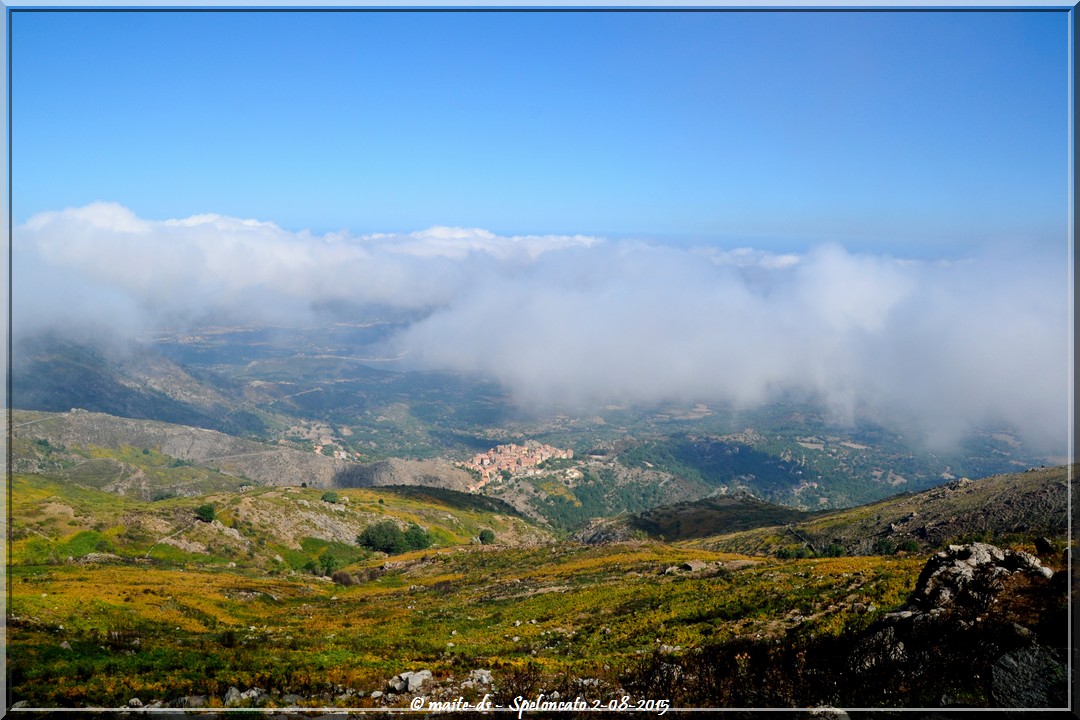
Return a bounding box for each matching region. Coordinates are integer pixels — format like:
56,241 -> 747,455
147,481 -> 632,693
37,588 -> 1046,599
12,9 -> 1070,255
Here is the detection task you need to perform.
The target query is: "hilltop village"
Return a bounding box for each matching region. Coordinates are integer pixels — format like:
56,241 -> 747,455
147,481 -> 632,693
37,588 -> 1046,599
459,441 -> 574,490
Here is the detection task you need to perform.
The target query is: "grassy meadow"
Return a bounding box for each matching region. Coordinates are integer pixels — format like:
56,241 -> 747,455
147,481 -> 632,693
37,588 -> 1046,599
9,528 -> 926,708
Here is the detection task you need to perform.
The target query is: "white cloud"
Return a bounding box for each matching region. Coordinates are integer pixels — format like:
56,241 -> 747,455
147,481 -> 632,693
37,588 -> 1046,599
14,202 -> 1070,454
372,225 -> 598,260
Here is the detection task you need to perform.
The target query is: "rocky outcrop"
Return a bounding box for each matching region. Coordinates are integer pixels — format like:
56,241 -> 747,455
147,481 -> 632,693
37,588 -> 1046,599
572,516 -> 637,545
846,543 -> 1067,707
905,542 -> 1053,616
631,542 -> 1068,709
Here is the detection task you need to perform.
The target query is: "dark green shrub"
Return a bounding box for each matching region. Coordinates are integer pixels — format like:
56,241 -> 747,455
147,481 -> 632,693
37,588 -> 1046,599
194,504 -> 215,523
873,538 -> 896,555
321,491 -> 339,504
479,529 -> 496,545
319,553 -> 341,576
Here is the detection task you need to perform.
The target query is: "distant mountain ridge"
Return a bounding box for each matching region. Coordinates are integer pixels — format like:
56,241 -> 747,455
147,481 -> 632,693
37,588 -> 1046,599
12,334 -> 267,435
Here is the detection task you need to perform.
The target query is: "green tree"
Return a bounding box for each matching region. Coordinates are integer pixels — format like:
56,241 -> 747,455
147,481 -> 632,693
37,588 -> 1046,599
359,521 -> 407,554
358,521 -> 431,554
478,528 -> 495,545
195,504 -> 216,523
403,523 -> 432,551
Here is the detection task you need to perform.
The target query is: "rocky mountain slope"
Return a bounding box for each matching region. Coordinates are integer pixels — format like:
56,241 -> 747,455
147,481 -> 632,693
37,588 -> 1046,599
580,465 -> 1071,558
12,334 -> 270,435
12,409 -> 713,531
13,409 -> 473,497
691,464 -> 1071,556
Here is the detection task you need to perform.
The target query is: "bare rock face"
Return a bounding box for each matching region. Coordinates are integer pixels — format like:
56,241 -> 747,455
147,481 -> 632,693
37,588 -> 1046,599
333,458 -> 472,492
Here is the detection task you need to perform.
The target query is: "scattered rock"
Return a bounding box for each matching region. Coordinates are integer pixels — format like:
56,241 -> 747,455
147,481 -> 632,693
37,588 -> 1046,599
680,560 -> 709,572
469,669 -> 493,685
60,640 -> 72,650
370,691 -> 383,700
241,687 -> 265,702
389,669 -> 432,693
173,695 -> 208,708
223,686 -> 243,705
128,698 -> 143,708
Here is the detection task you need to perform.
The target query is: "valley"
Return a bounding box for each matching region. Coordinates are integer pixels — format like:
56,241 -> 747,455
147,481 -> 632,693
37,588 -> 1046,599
7,405 -> 1072,710
7,326 -> 1072,711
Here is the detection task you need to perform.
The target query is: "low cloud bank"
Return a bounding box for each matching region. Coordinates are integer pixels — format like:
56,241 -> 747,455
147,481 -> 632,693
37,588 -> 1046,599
16,202 -> 1070,454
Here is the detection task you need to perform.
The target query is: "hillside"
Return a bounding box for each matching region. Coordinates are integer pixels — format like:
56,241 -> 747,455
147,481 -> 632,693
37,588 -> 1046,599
687,464 -> 1072,557
12,409 -> 473,498
9,519 -> 1067,710
10,472 -> 550,574
12,409 -> 714,531
12,335 -> 270,436
575,464 -> 1071,561
632,491 -> 813,540
8,436 -> 1070,710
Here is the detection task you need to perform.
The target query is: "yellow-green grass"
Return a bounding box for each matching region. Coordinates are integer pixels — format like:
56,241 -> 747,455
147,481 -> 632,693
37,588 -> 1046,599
9,542 -> 925,708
